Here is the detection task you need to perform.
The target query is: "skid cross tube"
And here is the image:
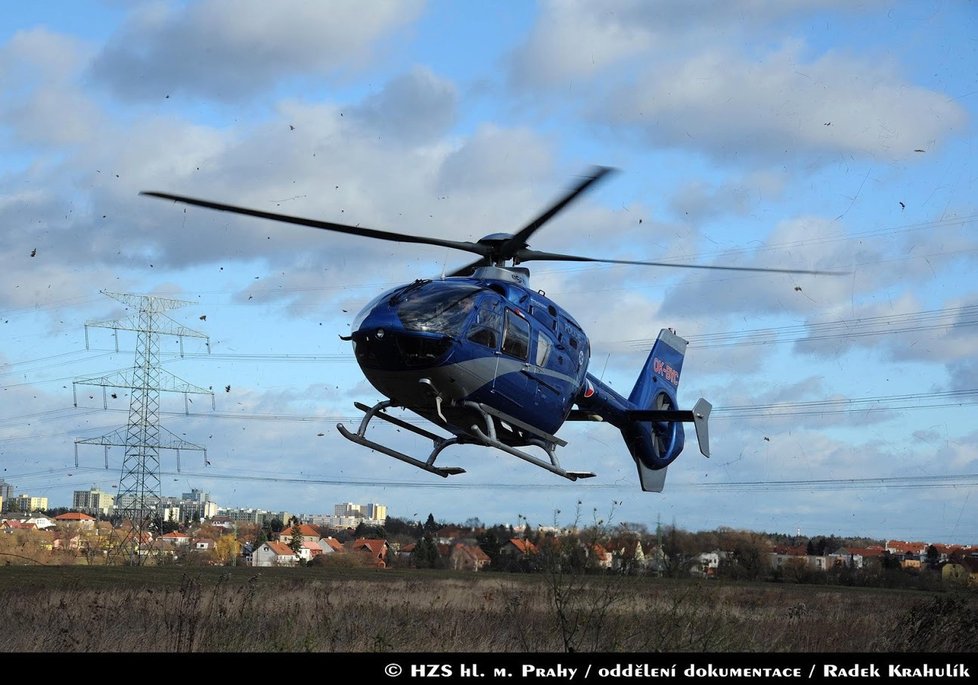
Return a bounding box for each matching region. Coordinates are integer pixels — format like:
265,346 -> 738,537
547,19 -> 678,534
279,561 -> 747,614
336,400 -> 466,477
463,401 -> 595,482
337,399 -> 595,481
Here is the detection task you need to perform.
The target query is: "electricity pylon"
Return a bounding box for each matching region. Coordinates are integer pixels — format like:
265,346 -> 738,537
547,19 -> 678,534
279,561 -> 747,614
74,291 -> 214,564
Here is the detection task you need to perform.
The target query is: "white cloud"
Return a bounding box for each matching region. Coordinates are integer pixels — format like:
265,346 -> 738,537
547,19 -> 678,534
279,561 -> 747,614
0,27 -> 102,147
599,44 -> 968,164
506,0 -> 654,89
88,0 -> 425,101
349,66 -> 458,145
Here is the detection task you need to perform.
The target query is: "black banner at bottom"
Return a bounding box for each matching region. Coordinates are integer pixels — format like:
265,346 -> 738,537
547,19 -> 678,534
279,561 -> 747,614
10,651 -> 977,681
366,653 -> 972,682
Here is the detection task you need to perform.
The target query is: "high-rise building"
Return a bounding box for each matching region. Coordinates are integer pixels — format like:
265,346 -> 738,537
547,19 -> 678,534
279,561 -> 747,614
178,489 -> 218,521
181,488 -> 210,503
323,501 -> 387,527
72,487 -> 115,517
14,495 -> 48,512
364,503 -> 387,521
335,502 -> 362,517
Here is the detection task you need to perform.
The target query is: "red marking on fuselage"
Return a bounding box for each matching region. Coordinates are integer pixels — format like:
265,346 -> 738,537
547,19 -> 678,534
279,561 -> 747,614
653,357 -> 680,386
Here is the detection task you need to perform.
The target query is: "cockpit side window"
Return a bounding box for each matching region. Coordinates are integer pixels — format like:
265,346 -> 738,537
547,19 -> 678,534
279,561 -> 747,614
501,310 -> 530,361
467,303 -> 502,349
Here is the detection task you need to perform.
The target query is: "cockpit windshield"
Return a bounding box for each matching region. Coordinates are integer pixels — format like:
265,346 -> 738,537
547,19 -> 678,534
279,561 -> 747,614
395,282 -> 481,337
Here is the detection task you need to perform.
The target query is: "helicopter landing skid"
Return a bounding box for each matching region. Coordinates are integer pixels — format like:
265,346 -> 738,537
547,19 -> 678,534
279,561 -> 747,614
337,401 -> 466,478
463,401 -> 596,482
337,399 -> 595,482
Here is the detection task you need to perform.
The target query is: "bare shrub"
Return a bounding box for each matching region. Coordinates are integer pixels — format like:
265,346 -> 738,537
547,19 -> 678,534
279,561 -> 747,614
880,594 -> 978,652
0,567 -> 953,652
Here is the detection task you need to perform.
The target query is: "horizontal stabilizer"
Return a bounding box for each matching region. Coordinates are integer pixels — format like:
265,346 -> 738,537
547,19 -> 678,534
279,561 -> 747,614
626,396 -> 711,459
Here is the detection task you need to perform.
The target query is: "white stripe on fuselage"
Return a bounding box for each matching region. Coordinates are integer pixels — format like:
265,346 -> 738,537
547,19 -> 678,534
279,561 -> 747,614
361,355 -> 580,404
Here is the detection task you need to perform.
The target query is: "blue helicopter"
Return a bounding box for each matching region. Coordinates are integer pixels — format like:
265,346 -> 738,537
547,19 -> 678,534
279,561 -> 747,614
143,167 -> 840,491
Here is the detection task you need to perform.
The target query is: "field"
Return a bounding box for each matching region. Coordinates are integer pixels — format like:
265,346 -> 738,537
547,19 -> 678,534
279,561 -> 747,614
2,565 -> 976,653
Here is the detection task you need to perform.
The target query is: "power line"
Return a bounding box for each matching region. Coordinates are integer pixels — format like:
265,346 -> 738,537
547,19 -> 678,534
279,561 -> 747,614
29,465 -> 977,493
693,473 -> 978,492
625,303 -> 978,351
714,388 -> 978,419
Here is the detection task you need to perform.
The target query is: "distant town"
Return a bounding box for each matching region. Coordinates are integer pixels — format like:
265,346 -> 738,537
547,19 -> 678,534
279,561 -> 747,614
1,479 -> 976,590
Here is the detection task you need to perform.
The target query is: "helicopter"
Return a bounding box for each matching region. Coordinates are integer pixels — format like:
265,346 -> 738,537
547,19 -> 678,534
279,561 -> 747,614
142,166 -> 842,492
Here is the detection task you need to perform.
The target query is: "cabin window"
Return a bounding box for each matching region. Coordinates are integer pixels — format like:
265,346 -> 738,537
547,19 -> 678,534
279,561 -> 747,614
467,305 -> 502,349
535,333 -> 552,366
530,300 -> 557,331
501,310 -> 530,361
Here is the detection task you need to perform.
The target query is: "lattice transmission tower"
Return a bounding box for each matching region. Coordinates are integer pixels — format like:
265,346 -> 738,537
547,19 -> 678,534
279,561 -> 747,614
74,291 -> 214,564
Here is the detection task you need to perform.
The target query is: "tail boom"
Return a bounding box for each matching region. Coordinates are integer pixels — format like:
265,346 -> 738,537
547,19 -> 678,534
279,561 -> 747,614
569,329 -> 711,491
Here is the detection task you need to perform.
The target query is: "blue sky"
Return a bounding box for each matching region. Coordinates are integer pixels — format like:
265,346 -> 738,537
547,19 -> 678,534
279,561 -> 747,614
1,1 -> 976,543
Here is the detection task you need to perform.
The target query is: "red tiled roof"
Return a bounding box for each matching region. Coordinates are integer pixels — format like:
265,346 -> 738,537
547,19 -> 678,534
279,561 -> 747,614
322,536 -> 344,552
301,541 -> 322,556
454,543 -> 490,563
2,520 -> 36,530
265,541 -> 295,556
280,523 -> 320,538
55,512 -> 96,522
845,546 -> 886,558
772,545 -> 808,556
506,538 -> 537,554
352,538 -> 387,557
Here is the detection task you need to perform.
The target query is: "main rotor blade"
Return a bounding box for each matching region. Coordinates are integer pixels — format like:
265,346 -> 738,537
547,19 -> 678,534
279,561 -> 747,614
140,191 -> 493,257
446,257 -> 490,278
498,166 -> 616,260
515,249 -> 850,276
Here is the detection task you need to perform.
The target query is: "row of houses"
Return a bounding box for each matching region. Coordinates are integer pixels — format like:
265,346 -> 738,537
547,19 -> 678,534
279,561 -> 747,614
248,523 -> 493,569
771,541 -> 978,571
254,528 -> 659,572
268,531 -> 978,582
2,511 -> 98,531
769,541 -> 978,586
4,512 -> 977,583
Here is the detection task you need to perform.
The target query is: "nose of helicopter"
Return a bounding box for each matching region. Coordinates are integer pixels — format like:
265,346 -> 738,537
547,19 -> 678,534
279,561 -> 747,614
350,306 -> 453,370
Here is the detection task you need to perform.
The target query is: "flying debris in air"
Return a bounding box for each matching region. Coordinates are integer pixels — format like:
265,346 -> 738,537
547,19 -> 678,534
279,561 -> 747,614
140,165 -> 847,493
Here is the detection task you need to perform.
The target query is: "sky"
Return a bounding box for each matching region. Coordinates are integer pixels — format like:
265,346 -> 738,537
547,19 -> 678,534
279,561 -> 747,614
1,0 -> 976,543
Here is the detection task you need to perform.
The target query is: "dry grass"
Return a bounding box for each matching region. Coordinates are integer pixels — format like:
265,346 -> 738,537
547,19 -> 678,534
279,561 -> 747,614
0,566 -> 973,652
